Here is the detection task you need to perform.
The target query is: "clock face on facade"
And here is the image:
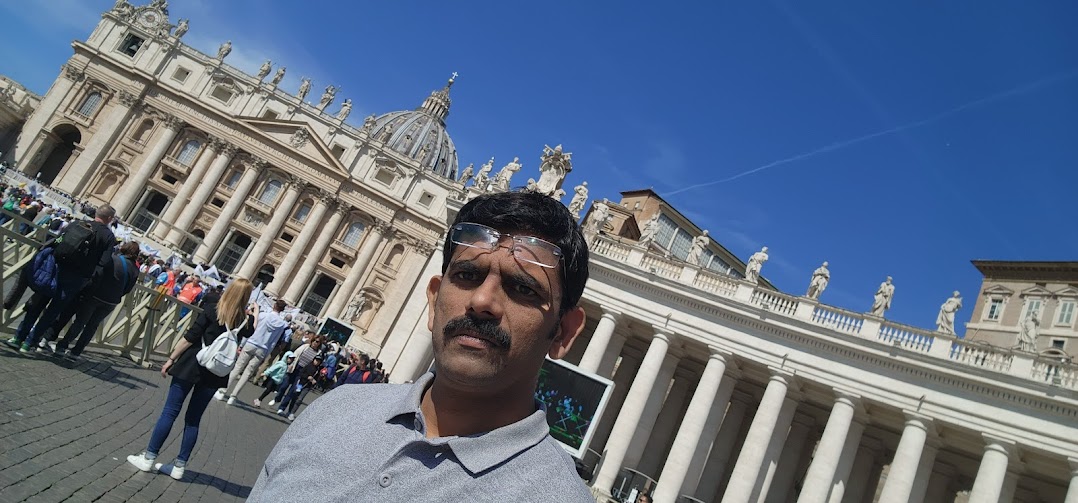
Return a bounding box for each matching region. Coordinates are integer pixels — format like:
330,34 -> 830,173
137,10 -> 161,29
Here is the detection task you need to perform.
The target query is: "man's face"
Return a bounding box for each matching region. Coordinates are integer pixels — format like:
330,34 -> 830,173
426,227 -> 586,394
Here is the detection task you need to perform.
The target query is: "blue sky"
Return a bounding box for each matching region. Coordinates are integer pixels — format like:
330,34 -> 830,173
2,1 -> 1076,336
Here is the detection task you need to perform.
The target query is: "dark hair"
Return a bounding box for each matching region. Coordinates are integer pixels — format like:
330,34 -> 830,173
442,191 -> 589,314
273,299 -> 287,312
119,241 -> 139,259
359,354 -> 370,364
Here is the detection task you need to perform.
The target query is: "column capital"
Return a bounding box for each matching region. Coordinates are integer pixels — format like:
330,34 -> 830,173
981,433 -> 1018,458
247,155 -> 267,172
117,89 -> 140,107
599,306 -> 624,322
651,326 -> 676,344
371,218 -> 393,234
1068,457 -> 1078,475
706,345 -> 734,362
161,113 -> 184,131
286,173 -> 308,190
767,366 -> 797,385
63,64 -> 86,82
900,410 -> 936,434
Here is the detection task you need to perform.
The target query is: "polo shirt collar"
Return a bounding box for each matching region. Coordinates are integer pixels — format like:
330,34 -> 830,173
385,372 -> 552,475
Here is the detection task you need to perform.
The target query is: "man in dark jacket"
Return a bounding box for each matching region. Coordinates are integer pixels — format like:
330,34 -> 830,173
53,241 -> 140,360
7,204 -> 117,353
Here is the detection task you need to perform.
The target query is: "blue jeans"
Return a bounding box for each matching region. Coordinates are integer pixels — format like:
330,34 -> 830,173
147,377 -> 217,464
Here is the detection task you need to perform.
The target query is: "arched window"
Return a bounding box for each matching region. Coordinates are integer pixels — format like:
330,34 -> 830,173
383,244 -> 405,270
258,179 -> 283,205
175,140 -> 200,166
132,119 -> 154,143
342,221 -> 366,248
292,201 -> 312,223
77,92 -> 103,117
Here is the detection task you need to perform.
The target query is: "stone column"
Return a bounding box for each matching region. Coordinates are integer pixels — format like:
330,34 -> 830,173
591,329 -> 673,497
113,113 -> 182,218
766,413 -> 815,503
756,393 -> 800,503
280,204 -> 345,303
696,392 -> 750,502
194,158 -> 264,264
596,332 -> 627,378
798,390 -> 863,502
909,438 -> 940,503
878,413 -> 933,503
924,463 -> 956,503
325,220 -> 390,317
826,418 -> 866,503
237,178 -> 304,279
577,308 -> 623,373
841,437 -> 882,503
154,136 -> 218,241
968,435 -> 1016,503
267,195 -> 332,297
58,90 -> 141,195
162,140 -> 235,246
637,371 -> 691,477
721,369 -> 797,503
1064,457 -> 1078,503
392,322 -> 435,382
622,353 -> 680,470
682,375 -> 737,497
653,348 -> 730,502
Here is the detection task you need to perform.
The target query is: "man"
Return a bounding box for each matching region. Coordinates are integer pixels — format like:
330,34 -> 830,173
7,205 -> 117,353
249,191 -> 592,501
255,315 -> 295,383
216,298 -> 288,405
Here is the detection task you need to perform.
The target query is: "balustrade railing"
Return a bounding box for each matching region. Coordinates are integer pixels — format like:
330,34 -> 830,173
640,253 -> 682,279
750,289 -> 798,317
810,305 -> 865,336
1031,356 -> 1078,387
591,237 -> 632,262
692,269 -> 739,298
947,339 -> 1014,373
877,321 -> 936,354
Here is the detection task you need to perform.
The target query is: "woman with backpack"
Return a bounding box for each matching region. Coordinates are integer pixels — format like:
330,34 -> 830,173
127,278 -> 255,480
52,241 -> 141,360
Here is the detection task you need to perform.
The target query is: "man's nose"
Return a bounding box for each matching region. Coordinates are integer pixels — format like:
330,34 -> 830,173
467,272 -> 504,320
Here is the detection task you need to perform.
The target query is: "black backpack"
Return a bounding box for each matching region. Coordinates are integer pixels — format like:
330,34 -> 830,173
51,221 -> 95,266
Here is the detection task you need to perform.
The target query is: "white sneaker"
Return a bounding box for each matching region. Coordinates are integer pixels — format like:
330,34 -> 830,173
47,341 -> 57,352
127,452 -> 155,472
253,398 -> 261,407
213,390 -> 226,401
226,397 -> 236,406
287,413 -> 295,421
268,399 -> 276,406
37,339 -> 47,349
155,462 -> 185,480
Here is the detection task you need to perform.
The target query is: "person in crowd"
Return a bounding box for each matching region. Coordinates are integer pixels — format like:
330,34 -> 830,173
127,278 -> 255,480
253,351 -> 294,408
276,354 -> 323,421
337,352 -> 372,386
155,265 -> 176,296
7,204 -> 117,353
267,335 -> 323,407
16,201 -> 40,235
176,275 -> 203,320
318,342 -> 340,390
248,190 -> 593,501
51,241 -> 140,360
215,298 -> 288,405
255,316 -> 294,383
198,284 -> 225,310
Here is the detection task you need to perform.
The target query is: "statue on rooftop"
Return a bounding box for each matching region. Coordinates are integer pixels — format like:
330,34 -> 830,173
457,163 -> 474,186
870,276 -> 895,317
216,41 -> 232,60
473,157 -> 494,190
337,99 -> 352,120
257,60 -> 272,81
173,19 -> 189,38
111,0 -> 134,18
935,291 -> 962,335
638,213 -> 661,246
531,144 -> 572,197
584,200 -> 612,238
687,231 -> 710,266
297,78 -> 311,100
270,66 -> 286,86
745,246 -> 769,283
361,114 -> 376,133
567,182 -> 588,220
806,261 -> 830,300
1017,310 -> 1039,352
493,157 -> 522,191
317,85 -> 337,111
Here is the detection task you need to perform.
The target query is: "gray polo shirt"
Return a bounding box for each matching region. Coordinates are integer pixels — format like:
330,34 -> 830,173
248,372 -> 594,502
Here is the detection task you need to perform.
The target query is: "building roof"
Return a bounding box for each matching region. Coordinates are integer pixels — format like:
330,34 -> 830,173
971,260 -> 1078,282
368,76 -> 459,179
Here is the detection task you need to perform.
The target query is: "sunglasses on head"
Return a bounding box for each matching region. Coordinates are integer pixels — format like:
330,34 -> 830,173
450,222 -> 563,269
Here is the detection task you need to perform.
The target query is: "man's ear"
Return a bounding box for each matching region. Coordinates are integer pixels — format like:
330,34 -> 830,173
548,306 -> 586,360
425,275 -> 442,333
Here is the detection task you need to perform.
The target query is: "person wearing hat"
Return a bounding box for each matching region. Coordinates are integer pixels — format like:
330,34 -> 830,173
254,351 -> 295,408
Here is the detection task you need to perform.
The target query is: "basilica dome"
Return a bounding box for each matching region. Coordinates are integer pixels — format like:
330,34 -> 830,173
368,76 -> 459,179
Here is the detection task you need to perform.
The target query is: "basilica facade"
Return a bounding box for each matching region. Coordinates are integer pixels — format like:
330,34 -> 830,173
5,2 -> 1077,502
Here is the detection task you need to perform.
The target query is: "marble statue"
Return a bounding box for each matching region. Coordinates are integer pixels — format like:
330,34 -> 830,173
687,231 -> 710,266
805,262 -> 830,300
317,85 -> 337,110
111,0 -> 134,17
638,213 -> 661,246
457,163 -> 474,185
494,157 -> 522,189
1017,310 -> 1039,352
257,60 -> 272,81
361,114 -> 377,133
345,295 -> 369,321
379,124 -> 394,142
567,182 -> 588,219
337,99 -> 352,120
533,144 -> 572,196
150,0 -> 169,10
870,276 -> 895,317
270,66 -> 286,86
297,78 -> 312,100
935,291 -> 963,335
745,246 -> 769,283
553,188 -> 566,200
216,40 -> 232,60
474,157 -> 494,190
174,19 -> 189,38
584,201 -> 611,236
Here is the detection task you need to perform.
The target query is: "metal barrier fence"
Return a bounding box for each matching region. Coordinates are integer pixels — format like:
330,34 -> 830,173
0,210 -> 201,366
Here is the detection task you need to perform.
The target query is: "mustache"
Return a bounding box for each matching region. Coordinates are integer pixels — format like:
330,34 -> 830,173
443,315 -> 511,350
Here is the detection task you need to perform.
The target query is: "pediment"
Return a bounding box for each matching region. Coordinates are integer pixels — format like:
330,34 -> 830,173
1019,285 -> 1053,297
1053,286 -> 1078,298
239,117 -> 350,176
982,284 -> 1014,296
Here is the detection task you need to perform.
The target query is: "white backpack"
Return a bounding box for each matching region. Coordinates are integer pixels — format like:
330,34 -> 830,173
196,317 -> 247,377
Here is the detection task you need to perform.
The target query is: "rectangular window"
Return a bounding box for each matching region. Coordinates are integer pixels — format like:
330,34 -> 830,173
669,229 -> 692,261
172,67 -> 191,83
331,144 -> 346,159
281,232 -> 294,243
1052,339 -> 1066,349
224,170 -> 242,189
654,214 -> 677,252
210,85 -> 235,103
292,203 -> 311,223
986,299 -> 1004,321
418,192 -> 435,208
210,197 -> 225,208
330,257 -> 346,268
262,109 -> 280,119
162,174 -> 178,184
120,34 -> 144,57
1057,301 -> 1076,326
1023,299 -> 1043,320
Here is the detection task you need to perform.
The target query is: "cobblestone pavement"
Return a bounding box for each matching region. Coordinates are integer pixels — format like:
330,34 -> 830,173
0,345 -> 298,502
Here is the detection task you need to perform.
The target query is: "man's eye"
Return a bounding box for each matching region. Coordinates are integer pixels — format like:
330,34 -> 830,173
452,270 -> 479,282
511,283 -> 538,298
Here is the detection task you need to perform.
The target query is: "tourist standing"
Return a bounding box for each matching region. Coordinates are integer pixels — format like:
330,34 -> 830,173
254,351 -> 294,408
53,241 -> 140,360
215,298 -> 288,405
127,278 -> 255,480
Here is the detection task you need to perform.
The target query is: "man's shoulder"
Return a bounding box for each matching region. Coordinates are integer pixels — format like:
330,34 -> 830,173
505,436 -> 593,501
305,382 -> 405,421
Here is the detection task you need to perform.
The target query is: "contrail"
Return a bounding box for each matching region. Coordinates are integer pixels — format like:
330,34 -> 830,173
665,70 -> 1078,197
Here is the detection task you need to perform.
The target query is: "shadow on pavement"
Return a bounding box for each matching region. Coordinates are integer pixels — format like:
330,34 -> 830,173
185,470 -> 253,499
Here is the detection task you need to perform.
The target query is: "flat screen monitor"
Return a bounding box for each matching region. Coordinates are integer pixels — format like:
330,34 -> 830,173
318,316 -> 354,344
535,358 -> 614,460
